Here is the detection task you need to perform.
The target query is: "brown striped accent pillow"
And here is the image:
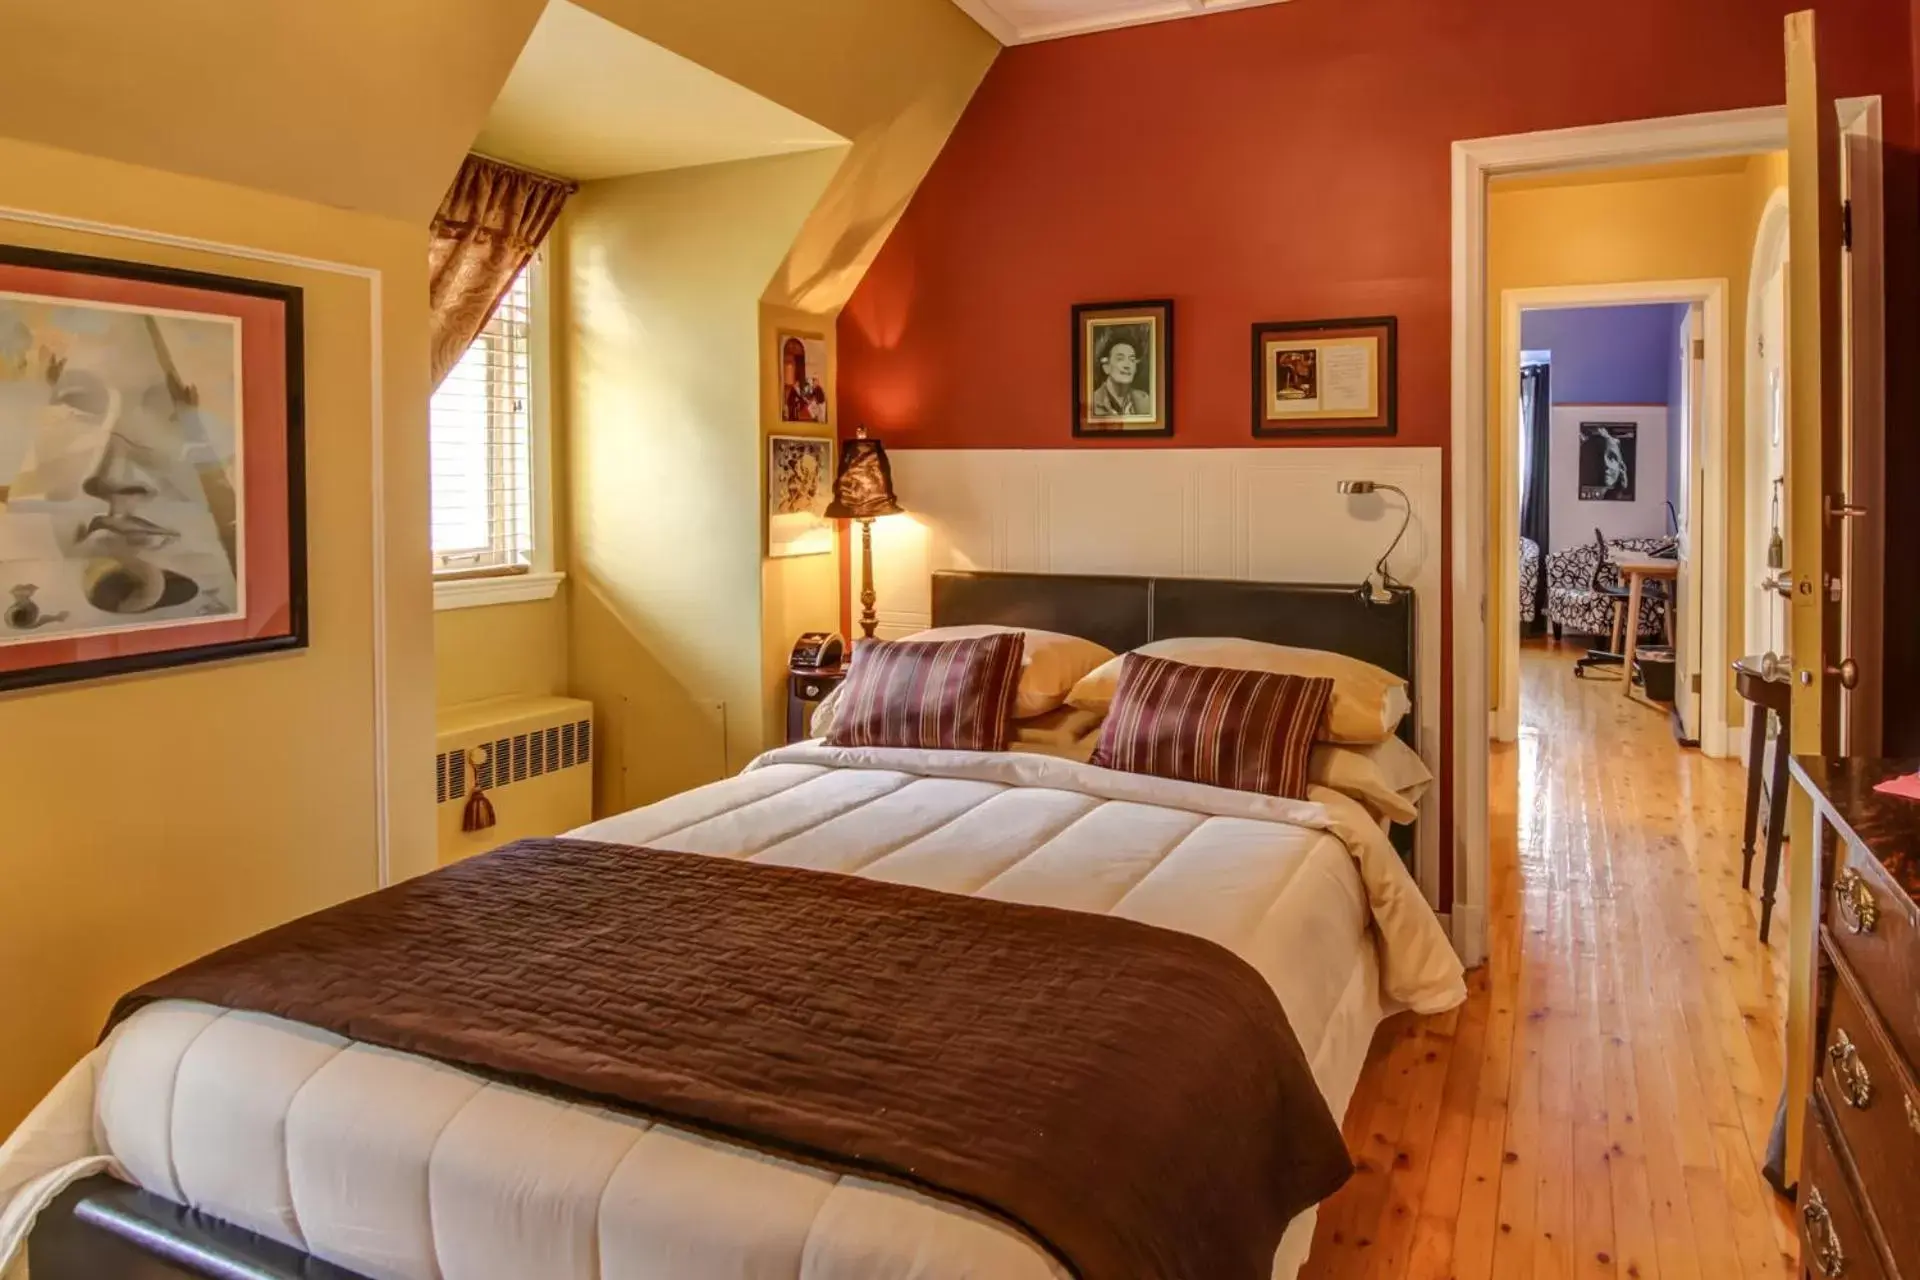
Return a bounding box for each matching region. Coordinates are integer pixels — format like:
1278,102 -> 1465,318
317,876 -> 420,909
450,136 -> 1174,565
825,632 -> 1026,752
1090,652 -> 1335,799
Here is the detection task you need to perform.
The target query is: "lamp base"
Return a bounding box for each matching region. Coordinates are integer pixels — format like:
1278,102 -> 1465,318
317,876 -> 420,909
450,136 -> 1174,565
858,518 -> 878,640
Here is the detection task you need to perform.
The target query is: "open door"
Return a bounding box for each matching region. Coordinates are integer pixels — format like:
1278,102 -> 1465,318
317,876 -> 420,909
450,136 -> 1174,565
1674,303 -> 1705,743
1781,8 -> 1849,1183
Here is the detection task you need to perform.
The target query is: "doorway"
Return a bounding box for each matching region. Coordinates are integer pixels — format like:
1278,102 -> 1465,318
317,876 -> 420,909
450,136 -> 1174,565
1498,282 -> 1725,753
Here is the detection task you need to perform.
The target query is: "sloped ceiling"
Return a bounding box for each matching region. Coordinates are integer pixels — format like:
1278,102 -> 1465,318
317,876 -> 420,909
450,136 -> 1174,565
577,0 -> 1001,313
475,1 -> 845,181
0,0 -> 546,224
949,0 -> 1292,44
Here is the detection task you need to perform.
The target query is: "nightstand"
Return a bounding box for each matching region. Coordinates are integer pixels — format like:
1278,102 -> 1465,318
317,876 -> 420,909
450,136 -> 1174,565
787,663 -> 848,743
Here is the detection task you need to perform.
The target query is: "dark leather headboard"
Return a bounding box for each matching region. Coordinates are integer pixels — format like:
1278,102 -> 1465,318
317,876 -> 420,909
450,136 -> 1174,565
931,570 -> 1420,862
930,570 -> 1416,691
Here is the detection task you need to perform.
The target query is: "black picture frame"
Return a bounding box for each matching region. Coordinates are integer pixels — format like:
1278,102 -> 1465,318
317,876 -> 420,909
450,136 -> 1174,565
1251,315 -> 1398,439
1072,298 -> 1174,439
0,243 -> 307,695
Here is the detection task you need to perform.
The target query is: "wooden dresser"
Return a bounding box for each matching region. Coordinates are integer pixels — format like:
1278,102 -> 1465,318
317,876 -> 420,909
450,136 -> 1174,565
1789,757 -> 1920,1280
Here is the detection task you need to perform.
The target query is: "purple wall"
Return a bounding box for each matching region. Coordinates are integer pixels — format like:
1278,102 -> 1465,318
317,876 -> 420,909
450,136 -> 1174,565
1520,304 -> 1684,405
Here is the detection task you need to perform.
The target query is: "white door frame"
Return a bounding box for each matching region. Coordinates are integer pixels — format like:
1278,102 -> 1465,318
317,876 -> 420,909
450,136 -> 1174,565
1452,99 -> 1882,965
1496,280 -> 1730,759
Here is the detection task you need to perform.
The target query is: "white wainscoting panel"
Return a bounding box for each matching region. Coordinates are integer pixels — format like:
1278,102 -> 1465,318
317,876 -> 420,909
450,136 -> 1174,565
867,447 -> 1445,902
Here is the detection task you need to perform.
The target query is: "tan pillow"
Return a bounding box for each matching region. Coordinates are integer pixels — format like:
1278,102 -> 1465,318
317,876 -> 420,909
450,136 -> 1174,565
811,629 -> 1114,738
1067,638 -> 1410,745
1311,736 -> 1432,826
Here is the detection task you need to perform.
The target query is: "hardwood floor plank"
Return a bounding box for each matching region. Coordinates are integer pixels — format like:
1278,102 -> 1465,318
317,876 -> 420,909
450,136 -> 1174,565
1302,642 -> 1795,1280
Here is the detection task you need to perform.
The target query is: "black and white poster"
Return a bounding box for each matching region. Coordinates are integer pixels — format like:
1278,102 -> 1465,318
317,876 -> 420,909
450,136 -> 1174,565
1578,421 -> 1637,502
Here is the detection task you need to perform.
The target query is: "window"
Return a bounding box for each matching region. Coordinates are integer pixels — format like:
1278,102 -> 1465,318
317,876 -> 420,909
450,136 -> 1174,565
431,263 -> 549,593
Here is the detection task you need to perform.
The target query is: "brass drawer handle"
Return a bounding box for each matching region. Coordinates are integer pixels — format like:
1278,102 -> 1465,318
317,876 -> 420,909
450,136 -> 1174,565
1804,1188 -> 1847,1277
1827,1030 -> 1873,1109
1835,869 -> 1879,935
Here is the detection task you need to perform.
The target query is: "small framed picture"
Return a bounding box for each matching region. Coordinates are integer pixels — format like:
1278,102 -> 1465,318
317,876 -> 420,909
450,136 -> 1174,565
1073,299 -> 1173,438
767,435 -> 834,558
777,331 -> 829,424
1579,422 -> 1638,501
1251,316 -> 1396,438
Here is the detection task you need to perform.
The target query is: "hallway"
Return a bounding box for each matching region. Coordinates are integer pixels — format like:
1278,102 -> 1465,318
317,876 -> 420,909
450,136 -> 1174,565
1305,642 -> 1796,1280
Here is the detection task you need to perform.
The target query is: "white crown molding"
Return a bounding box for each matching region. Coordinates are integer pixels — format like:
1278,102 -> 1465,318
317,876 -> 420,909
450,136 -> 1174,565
952,0 -> 1292,46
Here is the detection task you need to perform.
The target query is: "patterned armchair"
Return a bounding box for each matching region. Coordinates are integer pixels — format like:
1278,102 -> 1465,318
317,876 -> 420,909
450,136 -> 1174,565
1544,536 -> 1674,640
1520,538 -> 1542,625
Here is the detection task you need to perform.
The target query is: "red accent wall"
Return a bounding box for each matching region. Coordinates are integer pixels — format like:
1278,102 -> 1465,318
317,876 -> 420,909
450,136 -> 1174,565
836,0 -> 1919,898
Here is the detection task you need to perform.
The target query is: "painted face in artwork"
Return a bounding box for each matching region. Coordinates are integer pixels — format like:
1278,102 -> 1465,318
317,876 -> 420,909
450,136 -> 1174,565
0,302 -> 240,630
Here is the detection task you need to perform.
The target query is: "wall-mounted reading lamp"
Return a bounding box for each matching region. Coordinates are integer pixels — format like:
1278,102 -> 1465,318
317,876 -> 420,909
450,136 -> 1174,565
1337,479 -> 1411,605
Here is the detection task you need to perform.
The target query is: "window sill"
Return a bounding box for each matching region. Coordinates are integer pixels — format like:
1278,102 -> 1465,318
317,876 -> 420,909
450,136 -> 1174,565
433,570 -> 565,612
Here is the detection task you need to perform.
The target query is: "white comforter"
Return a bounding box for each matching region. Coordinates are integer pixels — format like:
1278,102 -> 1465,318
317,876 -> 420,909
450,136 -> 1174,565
0,744 -> 1465,1280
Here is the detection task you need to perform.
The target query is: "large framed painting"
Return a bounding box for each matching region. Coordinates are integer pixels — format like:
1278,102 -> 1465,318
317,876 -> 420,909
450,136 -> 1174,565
1072,299 -> 1173,438
1251,315 -> 1396,438
767,434 -> 834,558
0,245 -> 306,694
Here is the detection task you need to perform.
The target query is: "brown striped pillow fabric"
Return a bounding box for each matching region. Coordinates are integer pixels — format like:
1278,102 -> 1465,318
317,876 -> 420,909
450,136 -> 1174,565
1090,652 -> 1335,799
825,632 -> 1026,752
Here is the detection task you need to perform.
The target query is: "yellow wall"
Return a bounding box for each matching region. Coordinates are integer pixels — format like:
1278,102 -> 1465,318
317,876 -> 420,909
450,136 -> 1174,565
1487,154 -> 1787,729
0,137 -> 435,1132
760,305 -> 843,747
565,149 -> 847,815
0,0 -> 545,223
431,0 -> 997,749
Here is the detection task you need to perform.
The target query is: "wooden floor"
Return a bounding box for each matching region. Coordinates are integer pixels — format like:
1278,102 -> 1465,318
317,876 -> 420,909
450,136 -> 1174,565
1303,641 -> 1798,1280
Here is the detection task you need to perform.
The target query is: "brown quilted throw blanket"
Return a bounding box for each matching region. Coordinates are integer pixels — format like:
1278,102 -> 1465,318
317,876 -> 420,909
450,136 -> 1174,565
109,839 -> 1351,1279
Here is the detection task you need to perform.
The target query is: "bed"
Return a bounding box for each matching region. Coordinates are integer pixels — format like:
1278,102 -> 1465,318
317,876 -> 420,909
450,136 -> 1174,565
2,572 -> 1465,1280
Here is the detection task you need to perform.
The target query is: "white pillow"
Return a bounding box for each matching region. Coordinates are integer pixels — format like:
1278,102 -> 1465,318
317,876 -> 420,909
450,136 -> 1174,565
812,627 -> 1116,736
1310,736 -> 1432,826
1067,637 -> 1411,745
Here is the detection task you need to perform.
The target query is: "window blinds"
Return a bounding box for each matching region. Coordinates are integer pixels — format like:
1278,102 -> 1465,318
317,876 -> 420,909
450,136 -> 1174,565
430,266 -> 534,574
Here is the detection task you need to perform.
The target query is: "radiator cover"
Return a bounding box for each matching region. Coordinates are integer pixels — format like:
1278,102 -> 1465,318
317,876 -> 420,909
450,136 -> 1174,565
434,695 -> 594,864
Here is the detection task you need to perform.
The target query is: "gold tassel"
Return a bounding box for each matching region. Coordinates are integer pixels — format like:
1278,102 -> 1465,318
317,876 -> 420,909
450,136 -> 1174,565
462,746 -> 497,833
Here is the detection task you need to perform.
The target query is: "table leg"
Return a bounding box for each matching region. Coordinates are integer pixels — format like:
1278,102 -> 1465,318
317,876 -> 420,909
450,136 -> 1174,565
1622,572 -> 1645,695
1663,582 -> 1675,645
1741,709 -> 1768,889
1759,712 -> 1791,944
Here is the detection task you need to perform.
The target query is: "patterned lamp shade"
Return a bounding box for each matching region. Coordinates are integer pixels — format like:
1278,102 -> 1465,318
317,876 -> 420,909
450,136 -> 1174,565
824,430 -> 903,520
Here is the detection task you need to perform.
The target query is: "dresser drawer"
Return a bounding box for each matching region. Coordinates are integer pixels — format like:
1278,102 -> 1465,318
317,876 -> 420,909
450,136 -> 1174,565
1801,1098 -> 1890,1280
1826,838 -> 1920,1071
1820,949 -> 1920,1275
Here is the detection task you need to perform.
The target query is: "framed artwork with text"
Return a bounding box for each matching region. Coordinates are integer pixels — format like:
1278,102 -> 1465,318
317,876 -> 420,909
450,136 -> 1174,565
1251,315 -> 1396,439
0,244 -> 306,693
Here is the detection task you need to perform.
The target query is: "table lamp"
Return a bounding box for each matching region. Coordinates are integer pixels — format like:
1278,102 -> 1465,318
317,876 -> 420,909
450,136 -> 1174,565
826,425 -> 904,640
1337,479 -> 1411,604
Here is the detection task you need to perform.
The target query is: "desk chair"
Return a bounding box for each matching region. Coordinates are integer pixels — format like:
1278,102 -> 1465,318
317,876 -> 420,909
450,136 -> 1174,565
1573,529 -> 1634,679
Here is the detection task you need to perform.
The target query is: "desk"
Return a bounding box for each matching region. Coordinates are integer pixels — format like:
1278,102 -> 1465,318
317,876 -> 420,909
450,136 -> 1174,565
1612,551 -> 1679,697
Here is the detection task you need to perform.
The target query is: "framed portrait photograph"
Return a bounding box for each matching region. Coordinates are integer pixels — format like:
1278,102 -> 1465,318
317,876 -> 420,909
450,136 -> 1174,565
777,331 -> 829,425
1073,299 -> 1173,438
767,434 -> 834,558
1251,315 -> 1396,438
1578,421 -> 1638,501
0,244 -> 306,694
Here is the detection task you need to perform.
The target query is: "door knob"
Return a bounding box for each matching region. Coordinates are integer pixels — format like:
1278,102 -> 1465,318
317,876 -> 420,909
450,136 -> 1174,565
1829,658 -> 1860,690
1826,494 -> 1869,520
1761,652 -> 1792,682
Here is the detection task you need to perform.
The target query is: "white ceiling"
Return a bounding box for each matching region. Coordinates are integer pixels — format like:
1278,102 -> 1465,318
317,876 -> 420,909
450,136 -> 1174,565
473,0 -> 845,182
951,0 -> 1292,44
